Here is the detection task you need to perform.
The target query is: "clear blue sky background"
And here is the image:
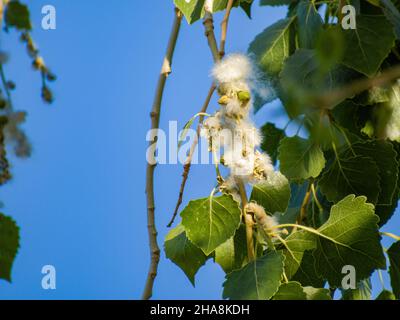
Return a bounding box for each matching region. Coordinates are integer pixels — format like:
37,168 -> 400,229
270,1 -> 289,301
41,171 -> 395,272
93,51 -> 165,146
0,0 -> 398,299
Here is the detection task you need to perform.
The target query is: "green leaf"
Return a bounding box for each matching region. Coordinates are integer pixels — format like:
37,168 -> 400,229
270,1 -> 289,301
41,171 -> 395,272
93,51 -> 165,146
0,213 -> 20,282
272,282 -> 307,300
340,15 -> 396,76
164,224 -> 208,285
315,27 -> 345,73
388,241 -> 400,299
250,171 -> 291,214
278,136 -> 326,180
215,224 -> 247,273
376,290 -> 396,300
340,140 -> 399,225
303,287 -> 332,300
297,0 -> 323,49
272,282 -> 332,300
181,194 -> 241,255
342,141 -> 399,205
248,17 -> 296,80
174,0 -> 206,24
260,123 -> 285,165
5,1 -> 32,30
292,251 -> 325,288
239,0 -> 254,18
222,251 -> 284,300
312,195 -> 386,287
281,231 -> 317,280
342,279 -> 372,300
319,156 -> 381,204
174,0 -> 253,24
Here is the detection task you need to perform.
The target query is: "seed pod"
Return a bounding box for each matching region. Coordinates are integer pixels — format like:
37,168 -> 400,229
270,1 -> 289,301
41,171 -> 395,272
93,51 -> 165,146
237,91 -> 250,103
6,81 -> 16,90
218,95 -> 230,105
41,86 -> 53,103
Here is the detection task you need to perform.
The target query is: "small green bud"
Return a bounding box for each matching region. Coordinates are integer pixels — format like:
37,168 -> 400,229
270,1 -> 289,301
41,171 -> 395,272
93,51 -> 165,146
41,86 -> 54,103
237,91 -> 250,103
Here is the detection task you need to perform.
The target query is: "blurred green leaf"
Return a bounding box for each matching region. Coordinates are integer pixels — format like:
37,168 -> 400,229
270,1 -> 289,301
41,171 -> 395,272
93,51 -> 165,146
5,1 -> 32,31
260,123 -> 285,164
297,0 -> 323,49
388,241 -> 400,299
0,213 -> 19,282
340,15 -> 396,76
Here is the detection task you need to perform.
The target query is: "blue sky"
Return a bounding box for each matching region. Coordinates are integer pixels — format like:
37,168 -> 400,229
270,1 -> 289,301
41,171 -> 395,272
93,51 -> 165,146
0,0 -> 398,299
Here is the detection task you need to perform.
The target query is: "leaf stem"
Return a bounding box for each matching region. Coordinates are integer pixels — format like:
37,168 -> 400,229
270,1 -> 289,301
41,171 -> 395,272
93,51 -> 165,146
380,232 -> 400,242
314,64 -> 400,109
272,223 -> 334,243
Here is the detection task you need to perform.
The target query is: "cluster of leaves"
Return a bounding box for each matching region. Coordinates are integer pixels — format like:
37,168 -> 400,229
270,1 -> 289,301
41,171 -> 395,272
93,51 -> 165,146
165,0 -> 400,300
0,1 -> 55,283
174,0 -> 254,24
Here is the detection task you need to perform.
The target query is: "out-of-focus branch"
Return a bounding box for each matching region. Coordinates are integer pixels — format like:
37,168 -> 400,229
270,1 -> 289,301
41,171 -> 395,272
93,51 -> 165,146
315,65 -> 400,109
143,8 -> 182,300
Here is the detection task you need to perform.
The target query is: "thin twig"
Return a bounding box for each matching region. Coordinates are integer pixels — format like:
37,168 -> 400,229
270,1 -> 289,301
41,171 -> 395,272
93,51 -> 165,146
219,0 -> 235,58
143,8 -> 182,300
167,84 -> 216,227
0,64 -> 12,110
169,4 -> 235,226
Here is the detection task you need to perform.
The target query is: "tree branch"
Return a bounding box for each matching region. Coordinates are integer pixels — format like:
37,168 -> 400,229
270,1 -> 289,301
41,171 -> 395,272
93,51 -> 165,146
167,83 -> 216,227
142,8 -> 182,300
219,0 -> 235,58
203,11 -> 220,63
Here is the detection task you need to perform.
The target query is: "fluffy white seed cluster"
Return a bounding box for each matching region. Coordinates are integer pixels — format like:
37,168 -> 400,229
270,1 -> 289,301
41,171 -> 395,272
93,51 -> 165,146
245,202 -> 279,233
384,82 -> 400,142
202,54 -> 275,202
